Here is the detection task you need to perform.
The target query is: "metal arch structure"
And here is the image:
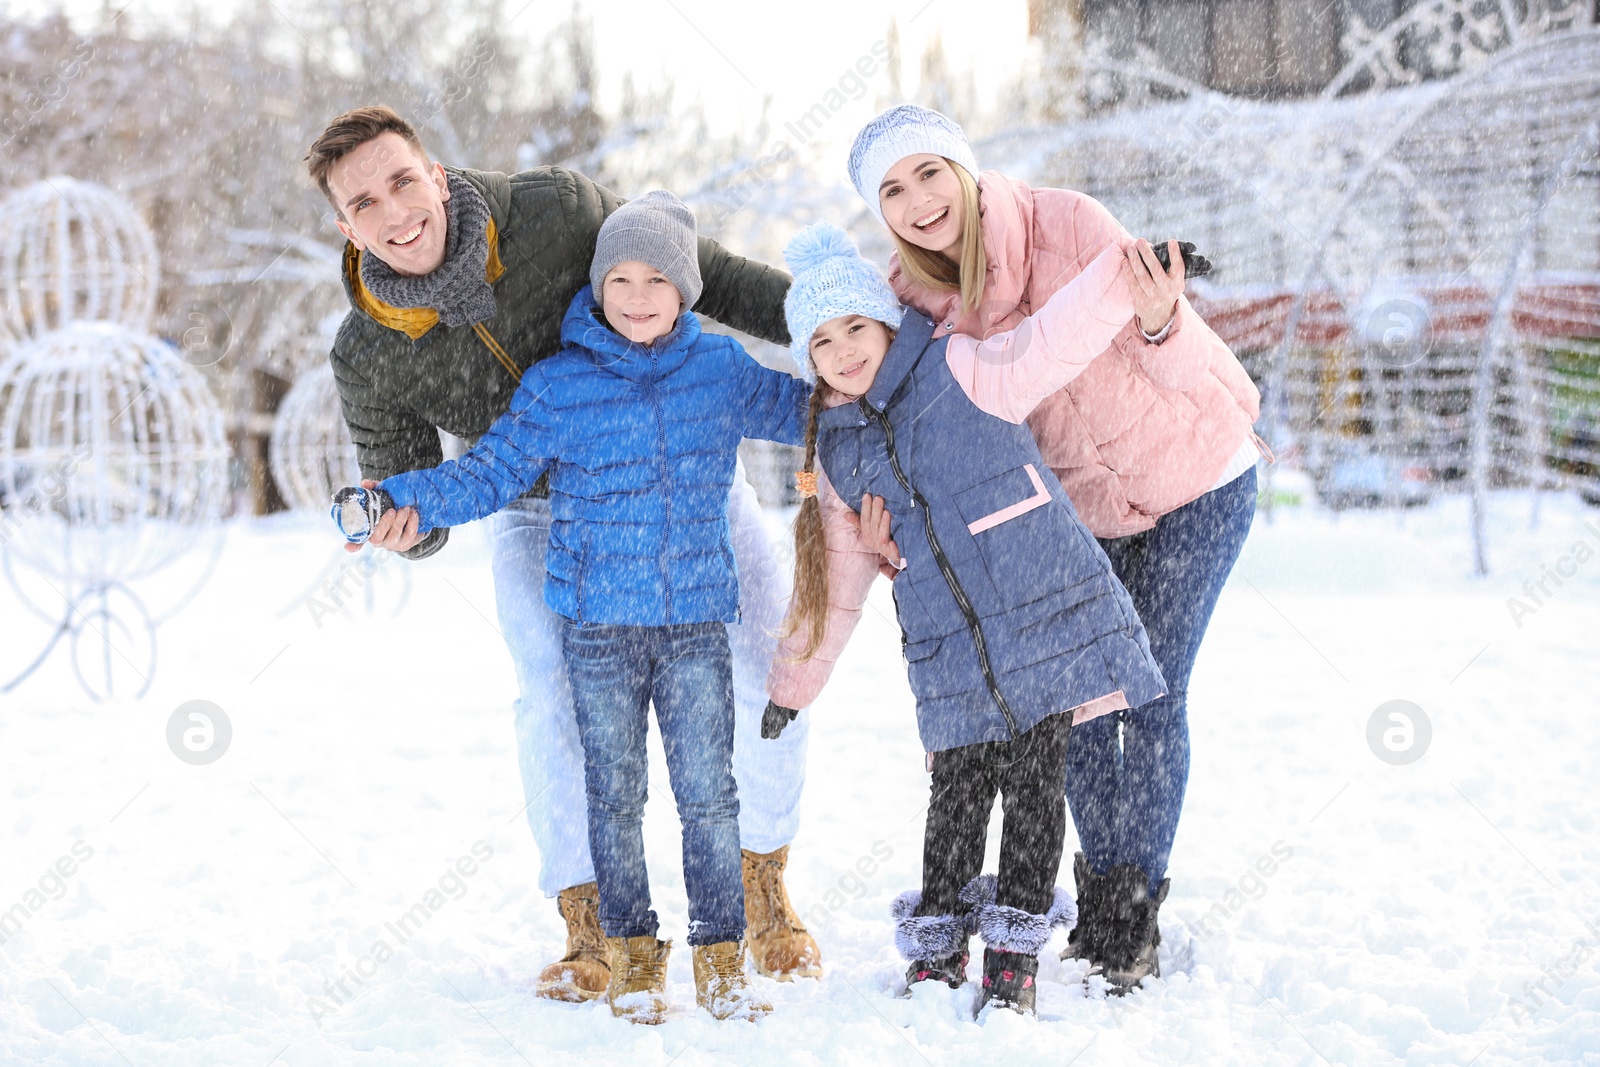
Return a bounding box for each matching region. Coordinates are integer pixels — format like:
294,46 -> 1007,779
976,25 -> 1600,574
268,360 -> 413,620
0,323 -> 231,700
268,361 -> 360,513
977,117 -> 1320,294
0,178 -> 160,343
1323,0 -> 1589,99
1462,96 -> 1600,573
1260,29 -> 1600,572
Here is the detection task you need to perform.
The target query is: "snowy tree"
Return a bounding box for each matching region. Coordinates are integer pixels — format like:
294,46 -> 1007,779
997,0 -> 1088,127
0,1 -> 622,512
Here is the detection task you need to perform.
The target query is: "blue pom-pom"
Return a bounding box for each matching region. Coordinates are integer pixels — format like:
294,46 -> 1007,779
783,223 -> 858,276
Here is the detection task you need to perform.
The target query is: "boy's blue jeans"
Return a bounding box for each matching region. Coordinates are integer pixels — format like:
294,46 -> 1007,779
1065,466 -> 1257,894
490,468 -> 808,898
560,619 -> 745,947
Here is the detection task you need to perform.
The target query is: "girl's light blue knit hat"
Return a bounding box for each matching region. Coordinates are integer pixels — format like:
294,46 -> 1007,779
782,223 -> 904,377
847,104 -> 979,224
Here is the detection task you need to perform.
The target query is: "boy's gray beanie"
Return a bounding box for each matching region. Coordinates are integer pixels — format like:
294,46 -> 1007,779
589,190 -> 703,308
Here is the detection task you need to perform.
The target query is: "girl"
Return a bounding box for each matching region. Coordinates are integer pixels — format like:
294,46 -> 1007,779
846,104 -> 1267,993
763,223 -> 1178,1016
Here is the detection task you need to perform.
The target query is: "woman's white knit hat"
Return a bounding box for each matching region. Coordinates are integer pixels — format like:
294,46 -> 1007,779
847,104 -> 979,224
781,223 -> 904,377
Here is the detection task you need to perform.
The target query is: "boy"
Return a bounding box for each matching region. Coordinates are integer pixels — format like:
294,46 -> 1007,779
365,191 -> 808,1022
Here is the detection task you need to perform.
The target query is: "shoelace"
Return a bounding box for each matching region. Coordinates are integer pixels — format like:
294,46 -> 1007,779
753,860 -> 797,934
703,950 -> 744,982
621,941 -> 668,975
565,895 -> 606,958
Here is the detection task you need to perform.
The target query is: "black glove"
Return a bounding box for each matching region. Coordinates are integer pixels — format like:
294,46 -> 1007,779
761,700 -> 800,740
1147,239 -> 1212,279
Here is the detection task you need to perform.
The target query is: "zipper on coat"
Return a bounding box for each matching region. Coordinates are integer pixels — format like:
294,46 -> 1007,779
863,399 -> 1019,739
649,348 -> 673,623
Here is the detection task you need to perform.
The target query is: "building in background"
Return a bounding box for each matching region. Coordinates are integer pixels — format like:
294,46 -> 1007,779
1037,0 -> 1599,103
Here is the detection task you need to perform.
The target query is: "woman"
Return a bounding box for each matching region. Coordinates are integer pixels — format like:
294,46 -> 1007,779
846,104 -> 1267,993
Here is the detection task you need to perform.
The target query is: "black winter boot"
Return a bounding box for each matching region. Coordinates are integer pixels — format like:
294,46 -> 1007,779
1060,852 -> 1109,964
1096,863 -> 1169,995
979,948 -> 1038,1015
971,881 -> 1073,1018
904,950 -> 970,991
891,890 -> 971,994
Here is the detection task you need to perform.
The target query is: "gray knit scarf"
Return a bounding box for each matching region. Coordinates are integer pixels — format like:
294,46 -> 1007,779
359,171 -> 497,328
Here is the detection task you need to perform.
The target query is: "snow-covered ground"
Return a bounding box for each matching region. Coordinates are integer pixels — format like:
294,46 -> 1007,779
2,485 -> 1598,1066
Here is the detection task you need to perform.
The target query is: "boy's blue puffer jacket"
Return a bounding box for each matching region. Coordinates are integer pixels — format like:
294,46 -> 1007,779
382,287 -> 809,626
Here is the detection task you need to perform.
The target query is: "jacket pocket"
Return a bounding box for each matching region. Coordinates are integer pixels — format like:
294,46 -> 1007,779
903,633 -> 963,701
954,467 -> 1104,615
994,581 -> 1124,675
891,574 -> 940,644
955,463 -> 1052,535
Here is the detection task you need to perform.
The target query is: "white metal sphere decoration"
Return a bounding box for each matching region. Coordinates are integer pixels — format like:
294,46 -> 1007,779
0,322 -> 230,584
0,177 -> 160,343
270,361 -> 360,512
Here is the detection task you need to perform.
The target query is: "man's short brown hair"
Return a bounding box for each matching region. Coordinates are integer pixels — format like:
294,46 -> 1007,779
305,105 -> 428,210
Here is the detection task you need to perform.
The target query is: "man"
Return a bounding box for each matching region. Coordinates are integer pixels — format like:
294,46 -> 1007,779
307,106 -> 820,1000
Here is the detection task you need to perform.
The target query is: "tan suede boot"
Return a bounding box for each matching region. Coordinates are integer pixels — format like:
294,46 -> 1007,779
742,846 -> 823,980
605,936 -> 672,1024
535,883 -> 609,1003
692,940 -> 772,1021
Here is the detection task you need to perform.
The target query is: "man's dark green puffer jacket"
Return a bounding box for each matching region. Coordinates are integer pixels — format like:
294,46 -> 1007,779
328,165 -> 792,559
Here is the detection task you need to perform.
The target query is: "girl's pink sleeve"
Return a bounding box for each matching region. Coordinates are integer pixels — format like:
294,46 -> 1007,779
945,242 -> 1135,424
766,468 -> 884,710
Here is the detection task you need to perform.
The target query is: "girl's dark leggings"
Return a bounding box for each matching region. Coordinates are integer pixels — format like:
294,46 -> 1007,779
914,711 -> 1073,922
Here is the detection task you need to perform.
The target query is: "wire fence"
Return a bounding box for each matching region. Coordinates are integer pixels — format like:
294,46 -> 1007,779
982,25 -> 1600,570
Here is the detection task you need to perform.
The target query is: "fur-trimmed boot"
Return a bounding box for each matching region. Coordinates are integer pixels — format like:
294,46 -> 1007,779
891,891 -> 971,992
536,882 -> 610,1002
742,846 -> 823,980
975,885 -> 1076,1016
1059,853 -> 1109,965
1096,864 -> 1170,995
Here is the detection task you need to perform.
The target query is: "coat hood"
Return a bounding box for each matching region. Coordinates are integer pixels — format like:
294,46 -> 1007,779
558,285 -> 702,380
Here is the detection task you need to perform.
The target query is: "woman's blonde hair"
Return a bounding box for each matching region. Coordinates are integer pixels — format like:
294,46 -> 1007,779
887,159 -> 986,318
